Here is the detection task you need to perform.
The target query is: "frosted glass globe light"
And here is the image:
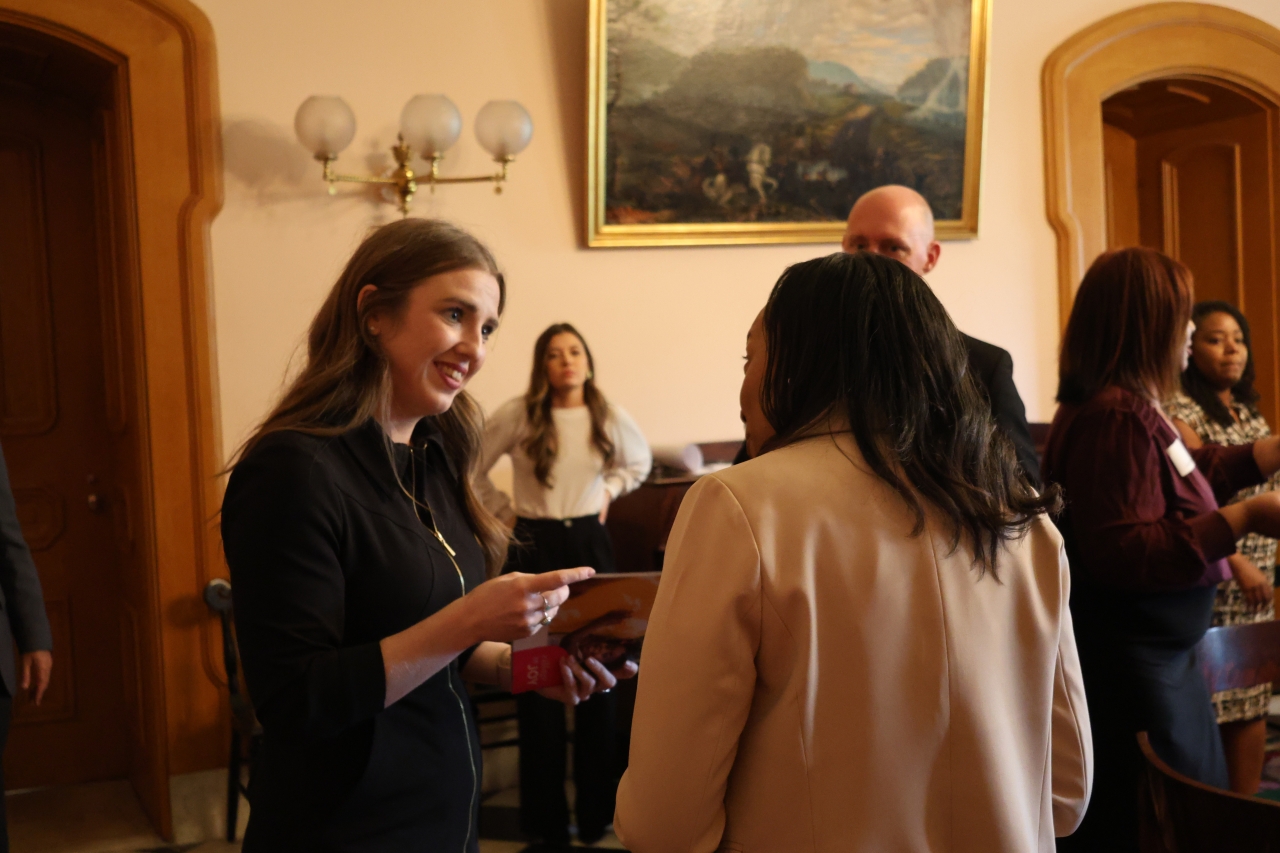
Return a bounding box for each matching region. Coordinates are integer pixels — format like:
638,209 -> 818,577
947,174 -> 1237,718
294,95 -> 356,159
474,100 -> 533,160
400,95 -> 463,158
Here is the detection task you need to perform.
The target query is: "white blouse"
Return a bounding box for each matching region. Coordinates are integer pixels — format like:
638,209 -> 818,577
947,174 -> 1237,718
476,397 -> 652,523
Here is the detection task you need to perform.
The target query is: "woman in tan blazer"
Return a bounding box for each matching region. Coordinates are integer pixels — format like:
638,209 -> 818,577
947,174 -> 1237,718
615,252 -> 1092,853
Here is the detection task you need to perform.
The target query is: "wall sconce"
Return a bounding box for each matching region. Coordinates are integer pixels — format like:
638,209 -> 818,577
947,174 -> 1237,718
294,94 -> 534,214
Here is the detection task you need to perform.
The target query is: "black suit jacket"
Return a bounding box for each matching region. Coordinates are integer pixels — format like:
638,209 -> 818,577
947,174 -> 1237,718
222,419 -> 486,853
0,442 -> 52,697
962,334 -> 1041,488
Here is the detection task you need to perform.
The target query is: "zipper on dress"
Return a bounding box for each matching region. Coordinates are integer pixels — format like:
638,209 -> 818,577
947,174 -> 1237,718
442,547 -> 479,853
399,448 -> 478,852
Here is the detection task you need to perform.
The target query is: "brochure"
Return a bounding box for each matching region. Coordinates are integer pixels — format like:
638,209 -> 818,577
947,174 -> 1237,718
510,572 -> 661,693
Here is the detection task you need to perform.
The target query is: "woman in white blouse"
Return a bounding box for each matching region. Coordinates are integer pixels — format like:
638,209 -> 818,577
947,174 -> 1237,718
478,322 -> 651,847
614,253 -> 1091,853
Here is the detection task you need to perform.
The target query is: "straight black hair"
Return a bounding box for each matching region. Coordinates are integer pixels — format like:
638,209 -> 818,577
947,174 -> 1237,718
1182,300 -> 1259,427
760,252 -> 1060,577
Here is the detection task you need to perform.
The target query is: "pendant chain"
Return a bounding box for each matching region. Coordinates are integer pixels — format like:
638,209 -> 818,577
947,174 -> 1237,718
400,446 -> 458,560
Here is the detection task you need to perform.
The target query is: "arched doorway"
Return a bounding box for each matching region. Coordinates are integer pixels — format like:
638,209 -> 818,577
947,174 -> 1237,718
0,0 -> 223,839
1041,3 -> 1280,351
1098,74 -> 1279,424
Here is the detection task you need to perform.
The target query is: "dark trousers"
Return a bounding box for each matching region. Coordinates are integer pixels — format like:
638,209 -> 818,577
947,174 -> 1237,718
508,515 -> 618,842
517,690 -> 616,842
0,690 -> 11,853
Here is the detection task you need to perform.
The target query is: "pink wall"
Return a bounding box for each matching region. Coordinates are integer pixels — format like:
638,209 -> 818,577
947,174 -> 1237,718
199,0 -> 1280,451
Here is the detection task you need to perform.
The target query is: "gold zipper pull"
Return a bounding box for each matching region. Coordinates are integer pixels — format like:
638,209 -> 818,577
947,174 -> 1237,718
432,528 -> 457,558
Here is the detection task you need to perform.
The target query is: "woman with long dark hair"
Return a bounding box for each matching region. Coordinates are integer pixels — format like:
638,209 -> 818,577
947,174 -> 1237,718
1045,249 -> 1280,852
221,220 -> 628,853
1166,300 -> 1278,794
616,252 -> 1089,852
477,322 -> 651,847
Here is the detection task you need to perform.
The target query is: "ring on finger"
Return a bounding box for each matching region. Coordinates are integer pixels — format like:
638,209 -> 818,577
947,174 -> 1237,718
540,593 -> 552,627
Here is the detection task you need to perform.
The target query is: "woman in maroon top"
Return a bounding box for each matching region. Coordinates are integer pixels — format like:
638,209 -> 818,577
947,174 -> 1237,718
1046,248 -> 1280,853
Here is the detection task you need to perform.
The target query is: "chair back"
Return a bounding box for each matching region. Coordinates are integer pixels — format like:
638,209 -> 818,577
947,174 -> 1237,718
1138,731 -> 1280,852
203,578 -> 257,732
1197,620 -> 1280,694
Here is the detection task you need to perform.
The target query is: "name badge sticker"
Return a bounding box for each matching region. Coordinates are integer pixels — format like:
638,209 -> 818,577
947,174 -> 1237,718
1166,439 -> 1197,477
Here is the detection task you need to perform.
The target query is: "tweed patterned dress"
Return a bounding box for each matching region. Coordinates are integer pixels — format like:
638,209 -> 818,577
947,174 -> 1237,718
1166,391 -> 1278,723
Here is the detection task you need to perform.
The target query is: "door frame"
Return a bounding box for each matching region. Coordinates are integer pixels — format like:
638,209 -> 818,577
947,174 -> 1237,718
0,0 -> 224,838
1041,2 -> 1280,329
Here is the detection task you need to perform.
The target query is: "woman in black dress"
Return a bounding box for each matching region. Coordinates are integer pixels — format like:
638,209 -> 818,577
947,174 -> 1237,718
221,219 -> 633,853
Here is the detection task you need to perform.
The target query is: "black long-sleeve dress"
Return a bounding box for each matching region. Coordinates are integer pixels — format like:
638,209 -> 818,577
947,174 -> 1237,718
221,418 -> 486,853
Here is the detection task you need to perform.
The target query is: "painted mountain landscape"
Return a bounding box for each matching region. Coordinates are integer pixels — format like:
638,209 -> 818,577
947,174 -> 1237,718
603,0 -> 975,226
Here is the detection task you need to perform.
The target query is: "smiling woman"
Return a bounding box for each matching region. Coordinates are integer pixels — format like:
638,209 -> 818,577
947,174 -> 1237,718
219,219 -> 631,853
1167,300 -> 1280,797
359,268 -> 503,443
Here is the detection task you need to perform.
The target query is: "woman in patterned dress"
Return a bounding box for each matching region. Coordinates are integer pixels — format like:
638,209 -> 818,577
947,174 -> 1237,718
1168,300 -> 1278,795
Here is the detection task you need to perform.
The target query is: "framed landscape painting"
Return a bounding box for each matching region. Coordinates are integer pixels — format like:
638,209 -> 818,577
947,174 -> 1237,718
586,0 -> 991,247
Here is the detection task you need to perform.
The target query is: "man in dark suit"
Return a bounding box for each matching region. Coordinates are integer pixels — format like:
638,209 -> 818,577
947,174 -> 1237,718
0,441 -> 53,852
841,185 -> 1041,486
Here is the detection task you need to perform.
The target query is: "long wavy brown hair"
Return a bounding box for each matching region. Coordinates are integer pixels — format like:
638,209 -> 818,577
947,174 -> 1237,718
522,323 -> 616,487
230,218 -> 510,575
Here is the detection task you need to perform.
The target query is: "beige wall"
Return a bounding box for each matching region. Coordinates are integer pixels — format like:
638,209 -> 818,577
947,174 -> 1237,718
199,0 -> 1280,452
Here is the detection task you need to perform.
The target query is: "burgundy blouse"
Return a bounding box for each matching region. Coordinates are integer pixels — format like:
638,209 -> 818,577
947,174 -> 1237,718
1043,386 -> 1263,592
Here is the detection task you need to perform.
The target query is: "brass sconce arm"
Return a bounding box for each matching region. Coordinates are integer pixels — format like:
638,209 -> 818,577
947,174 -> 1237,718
319,136 -> 516,216
426,155 -> 515,190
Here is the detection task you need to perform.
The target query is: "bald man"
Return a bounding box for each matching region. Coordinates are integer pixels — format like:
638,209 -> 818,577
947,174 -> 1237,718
842,185 -> 1041,486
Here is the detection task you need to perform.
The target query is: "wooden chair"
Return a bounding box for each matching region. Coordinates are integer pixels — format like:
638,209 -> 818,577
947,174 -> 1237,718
1137,731 -> 1280,851
1136,620 -> 1280,851
1197,620 -> 1280,695
203,578 -> 263,842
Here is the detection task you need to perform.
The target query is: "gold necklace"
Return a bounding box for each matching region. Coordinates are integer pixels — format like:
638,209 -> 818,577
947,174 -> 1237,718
400,445 -> 458,560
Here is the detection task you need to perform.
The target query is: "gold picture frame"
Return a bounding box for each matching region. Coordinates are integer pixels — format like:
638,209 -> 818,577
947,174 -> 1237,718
586,0 -> 992,248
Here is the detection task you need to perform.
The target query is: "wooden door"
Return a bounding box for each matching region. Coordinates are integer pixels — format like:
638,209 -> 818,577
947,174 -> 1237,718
1102,123 -> 1140,250
1135,109 -> 1278,427
1104,78 -> 1279,428
0,68 -> 132,787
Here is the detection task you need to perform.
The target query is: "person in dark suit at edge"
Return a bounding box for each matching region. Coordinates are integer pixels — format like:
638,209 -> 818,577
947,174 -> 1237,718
0,441 -> 53,853
839,185 -> 1041,487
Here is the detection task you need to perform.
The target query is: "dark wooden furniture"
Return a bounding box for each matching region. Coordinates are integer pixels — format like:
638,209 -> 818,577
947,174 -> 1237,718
605,441 -> 743,574
1196,620 -> 1280,694
203,578 -> 262,843
1138,731 -> 1280,852
1029,422 -> 1050,461
605,479 -> 696,574
1135,621 -> 1280,851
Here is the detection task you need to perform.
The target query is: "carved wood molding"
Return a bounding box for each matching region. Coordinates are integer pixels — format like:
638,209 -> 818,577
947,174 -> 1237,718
0,0 -> 223,838
1041,2 -> 1280,330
